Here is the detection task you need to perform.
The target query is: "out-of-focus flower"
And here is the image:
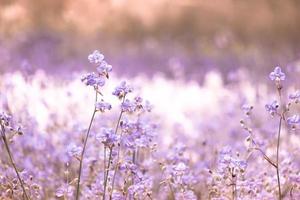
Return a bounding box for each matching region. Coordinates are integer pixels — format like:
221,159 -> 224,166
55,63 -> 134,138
0,112 -> 11,126
67,144 -> 82,157
265,100 -> 279,115
241,104 -> 253,116
88,50 -> 104,64
95,100 -> 112,112
97,61 -> 112,78
289,91 -> 300,102
269,66 -> 285,81
287,115 -> 300,126
81,72 -> 105,88
112,81 -> 133,99
175,190 -> 197,200
96,128 -> 119,148
121,99 -> 136,113
55,184 -> 74,198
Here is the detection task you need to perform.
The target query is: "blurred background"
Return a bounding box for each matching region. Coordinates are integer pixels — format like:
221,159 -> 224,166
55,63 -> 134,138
1,0 -> 300,83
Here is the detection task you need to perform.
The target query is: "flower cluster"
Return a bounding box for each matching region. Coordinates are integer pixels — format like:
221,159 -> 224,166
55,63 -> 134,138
81,50 -> 112,89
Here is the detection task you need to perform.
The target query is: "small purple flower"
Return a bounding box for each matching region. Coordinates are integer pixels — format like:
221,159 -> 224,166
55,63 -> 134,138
88,50 -> 104,64
81,72 -> 106,88
0,112 -> 11,126
287,115 -> 300,126
265,100 -> 279,115
121,99 -> 136,113
289,90 -> 300,102
241,104 -> 253,116
55,184 -> 74,198
67,144 -> 82,157
112,81 -> 133,99
95,100 -> 112,112
96,128 -> 119,148
269,66 -> 285,81
97,61 -> 112,78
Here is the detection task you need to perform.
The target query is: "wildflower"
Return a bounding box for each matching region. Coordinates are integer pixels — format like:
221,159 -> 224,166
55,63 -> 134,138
95,100 -> 112,112
96,128 -> 119,148
121,99 -> 136,113
56,184 -> 74,198
241,104 -> 253,116
81,72 -> 105,88
287,115 -> 300,126
67,144 -> 82,158
0,112 -> 11,126
112,81 -> 133,99
88,50 -> 104,64
269,66 -> 285,81
289,90 -> 300,102
97,61 -> 112,78
265,100 -> 279,115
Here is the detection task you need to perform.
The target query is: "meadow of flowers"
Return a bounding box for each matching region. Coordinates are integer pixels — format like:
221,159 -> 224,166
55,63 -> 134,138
0,50 -> 299,200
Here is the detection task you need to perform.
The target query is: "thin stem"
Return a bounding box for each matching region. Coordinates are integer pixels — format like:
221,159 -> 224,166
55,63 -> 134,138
103,147 -> 113,200
276,116 -> 282,200
109,97 -> 126,199
75,92 -> 98,200
250,148 -> 277,168
1,125 -> 30,200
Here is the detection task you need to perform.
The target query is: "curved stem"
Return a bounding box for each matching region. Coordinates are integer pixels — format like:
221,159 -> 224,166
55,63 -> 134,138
75,92 -> 98,200
1,125 -> 30,200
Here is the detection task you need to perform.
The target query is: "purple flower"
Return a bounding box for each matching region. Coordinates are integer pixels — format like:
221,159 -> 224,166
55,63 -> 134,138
96,128 -> 119,148
269,66 -> 285,81
287,115 -> 300,126
112,81 -> 133,99
289,90 -> 300,102
55,184 -> 74,198
265,100 -> 279,115
81,72 -> 106,88
121,99 -> 136,113
97,61 -> 112,78
88,50 -> 104,64
67,144 -> 82,157
95,100 -> 112,112
0,112 -> 11,126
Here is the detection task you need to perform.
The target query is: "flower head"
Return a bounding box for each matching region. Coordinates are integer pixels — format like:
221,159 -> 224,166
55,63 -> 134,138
95,100 -> 112,112
96,128 -> 119,148
289,91 -> 300,102
265,100 -> 279,115
97,61 -> 112,78
269,66 -> 285,81
88,50 -> 104,64
81,72 -> 105,88
67,144 -> 82,158
112,81 -> 133,99
287,115 -> 300,126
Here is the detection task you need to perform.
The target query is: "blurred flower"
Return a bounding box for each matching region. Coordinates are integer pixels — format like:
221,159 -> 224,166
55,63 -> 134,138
269,66 -> 285,81
287,115 -> 300,125
88,50 -> 104,64
95,100 -> 112,112
121,99 -> 136,113
265,100 -> 279,115
55,184 -> 74,198
289,90 -> 300,102
96,128 -> 119,148
0,112 -> 11,126
81,72 -> 105,88
112,81 -> 133,99
67,144 -> 82,157
97,61 -> 112,78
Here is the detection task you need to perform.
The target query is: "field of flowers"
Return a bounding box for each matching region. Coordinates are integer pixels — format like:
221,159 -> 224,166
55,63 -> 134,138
0,50 -> 299,200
